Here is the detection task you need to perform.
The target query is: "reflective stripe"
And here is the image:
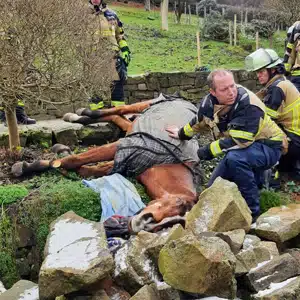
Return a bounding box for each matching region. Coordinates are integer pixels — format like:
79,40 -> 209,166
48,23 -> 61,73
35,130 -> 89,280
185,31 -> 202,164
284,63 -> 291,72
111,101 -> 125,107
282,97 -> 300,114
183,123 -> 195,137
89,101 -> 104,110
210,140 -> 222,157
119,40 -> 128,48
17,100 -> 24,107
229,129 -> 254,140
265,107 -> 280,119
287,42 -> 294,49
291,69 -> 300,76
291,104 -> 300,135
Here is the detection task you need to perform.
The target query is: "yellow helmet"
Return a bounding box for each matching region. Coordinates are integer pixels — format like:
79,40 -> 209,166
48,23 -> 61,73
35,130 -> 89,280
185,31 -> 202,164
245,48 -> 282,72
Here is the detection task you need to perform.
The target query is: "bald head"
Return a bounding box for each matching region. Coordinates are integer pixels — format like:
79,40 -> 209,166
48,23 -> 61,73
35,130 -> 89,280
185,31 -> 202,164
208,69 -> 237,105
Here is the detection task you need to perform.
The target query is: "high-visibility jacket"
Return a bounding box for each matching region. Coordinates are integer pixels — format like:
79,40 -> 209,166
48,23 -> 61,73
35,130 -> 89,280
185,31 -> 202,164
283,21 -> 300,77
178,85 -> 287,157
256,74 -> 300,146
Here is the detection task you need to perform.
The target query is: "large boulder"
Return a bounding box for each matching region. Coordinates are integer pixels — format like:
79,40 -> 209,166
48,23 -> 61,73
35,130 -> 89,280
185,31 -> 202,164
0,280 -> 38,300
247,251 -> 300,292
158,234 -> 237,298
235,241 -> 279,276
39,211 -> 113,300
114,233 -> 161,295
252,276 -> 300,299
216,229 -> 246,255
186,177 -> 252,235
129,285 -> 158,300
255,204 -> 300,243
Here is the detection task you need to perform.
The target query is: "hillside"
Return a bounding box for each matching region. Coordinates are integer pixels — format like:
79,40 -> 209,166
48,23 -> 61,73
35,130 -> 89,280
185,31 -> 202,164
112,3 -> 286,75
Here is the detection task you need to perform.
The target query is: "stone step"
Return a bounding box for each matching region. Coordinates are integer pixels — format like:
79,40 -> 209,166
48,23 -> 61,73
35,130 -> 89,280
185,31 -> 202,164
0,119 -> 121,148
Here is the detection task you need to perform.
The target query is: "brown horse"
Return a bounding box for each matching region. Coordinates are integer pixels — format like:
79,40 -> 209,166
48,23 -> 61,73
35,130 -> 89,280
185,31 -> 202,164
12,95 -> 203,232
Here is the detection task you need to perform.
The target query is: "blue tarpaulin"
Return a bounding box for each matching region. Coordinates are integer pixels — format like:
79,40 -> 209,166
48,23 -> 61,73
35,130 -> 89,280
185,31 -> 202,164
82,173 -> 145,221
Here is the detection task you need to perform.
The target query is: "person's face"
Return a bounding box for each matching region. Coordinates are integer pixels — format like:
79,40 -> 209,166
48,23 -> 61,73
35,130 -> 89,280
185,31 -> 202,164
256,68 -> 270,85
210,73 -> 237,105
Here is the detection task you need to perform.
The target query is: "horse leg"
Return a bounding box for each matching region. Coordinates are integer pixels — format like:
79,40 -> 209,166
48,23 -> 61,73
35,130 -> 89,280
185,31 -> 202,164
12,141 -> 119,177
78,161 -> 114,178
79,101 -> 152,118
56,141 -> 119,170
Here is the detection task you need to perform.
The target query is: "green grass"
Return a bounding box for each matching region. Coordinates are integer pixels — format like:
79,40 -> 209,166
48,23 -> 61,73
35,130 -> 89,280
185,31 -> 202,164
112,4 -> 286,75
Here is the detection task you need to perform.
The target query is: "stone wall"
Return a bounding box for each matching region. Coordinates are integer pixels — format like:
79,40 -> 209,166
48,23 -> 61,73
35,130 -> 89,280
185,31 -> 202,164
29,70 -> 260,119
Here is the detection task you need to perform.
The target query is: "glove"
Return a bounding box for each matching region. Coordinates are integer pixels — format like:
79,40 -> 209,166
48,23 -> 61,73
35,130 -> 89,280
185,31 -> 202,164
119,40 -> 131,66
197,145 -> 214,161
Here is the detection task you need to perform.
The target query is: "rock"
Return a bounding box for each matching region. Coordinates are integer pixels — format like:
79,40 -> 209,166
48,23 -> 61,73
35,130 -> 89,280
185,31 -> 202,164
105,283 -> 131,300
137,83 -> 147,91
216,229 -> 246,254
16,224 -> 34,248
186,177 -> 252,235
39,211 -> 113,300
0,280 -> 38,300
0,281 -> 6,294
158,234 -> 236,298
247,252 -> 300,292
252,276 -> 300,299
146,224 -> 185,262
129,285 -> 158,300
243,234 -> 261,250
235,241 -> 279,276
150,282 -> 180,300
114,234 -> 161,295
16,258 -> 31,277
256,204 -> 300,243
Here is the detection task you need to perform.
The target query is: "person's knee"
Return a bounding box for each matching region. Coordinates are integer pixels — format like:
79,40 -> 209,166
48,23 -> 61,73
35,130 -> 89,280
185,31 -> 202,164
225,151 -> 246,169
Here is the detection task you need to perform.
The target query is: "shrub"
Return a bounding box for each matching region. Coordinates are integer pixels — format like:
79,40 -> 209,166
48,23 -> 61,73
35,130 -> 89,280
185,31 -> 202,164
0,185 -> 28,205
260,189 -> 281,214
0,212 -> 19,288
249,19 -> 275,39
202,12 -> 230,42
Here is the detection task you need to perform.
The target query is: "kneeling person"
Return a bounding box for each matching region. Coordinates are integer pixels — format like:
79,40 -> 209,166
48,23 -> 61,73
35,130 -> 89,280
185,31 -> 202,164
245,48 -> 300,179
166,70 -> 287,220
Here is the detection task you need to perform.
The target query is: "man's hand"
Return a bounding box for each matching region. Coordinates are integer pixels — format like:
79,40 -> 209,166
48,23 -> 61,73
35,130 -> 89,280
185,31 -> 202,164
197,145 -> 214,160
165,125 -> 180,139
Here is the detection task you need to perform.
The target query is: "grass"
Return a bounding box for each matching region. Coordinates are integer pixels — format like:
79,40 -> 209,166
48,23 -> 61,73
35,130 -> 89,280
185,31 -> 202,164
112,4 -> 286,75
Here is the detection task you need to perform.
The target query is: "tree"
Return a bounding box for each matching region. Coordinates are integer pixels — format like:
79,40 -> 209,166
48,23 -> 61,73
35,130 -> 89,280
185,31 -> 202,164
0,0 -> 114,149
263,0 -> 300,25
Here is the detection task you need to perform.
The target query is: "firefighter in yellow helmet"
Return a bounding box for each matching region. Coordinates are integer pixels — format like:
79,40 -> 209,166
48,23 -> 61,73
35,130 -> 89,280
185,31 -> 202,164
283,21 -> 300,91
245,48 -> 300,180
88,0 -> 131,110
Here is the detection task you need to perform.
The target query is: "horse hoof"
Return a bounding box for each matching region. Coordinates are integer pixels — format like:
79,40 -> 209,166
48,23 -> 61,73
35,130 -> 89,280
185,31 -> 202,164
51,144 -> 71,157
11,162 -> 24,177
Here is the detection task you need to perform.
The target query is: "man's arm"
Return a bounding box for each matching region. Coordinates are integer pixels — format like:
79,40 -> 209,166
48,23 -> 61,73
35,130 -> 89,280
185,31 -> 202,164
198,104 -> 263,160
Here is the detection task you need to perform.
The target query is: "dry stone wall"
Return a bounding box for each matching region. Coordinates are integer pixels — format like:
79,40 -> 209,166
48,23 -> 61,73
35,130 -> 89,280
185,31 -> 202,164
28,70 -> 260,119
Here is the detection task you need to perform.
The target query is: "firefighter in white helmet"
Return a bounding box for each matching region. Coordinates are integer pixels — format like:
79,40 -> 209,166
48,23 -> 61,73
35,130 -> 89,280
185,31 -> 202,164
245,48 -> 300,180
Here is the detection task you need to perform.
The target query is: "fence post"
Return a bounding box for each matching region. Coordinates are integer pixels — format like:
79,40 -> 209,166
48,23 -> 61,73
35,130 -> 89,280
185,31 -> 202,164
229,21 -> 232,46
256,31 -> 259,50
234,14 -> 237,46
188,5 -> 191,25
196,31 -> 201,67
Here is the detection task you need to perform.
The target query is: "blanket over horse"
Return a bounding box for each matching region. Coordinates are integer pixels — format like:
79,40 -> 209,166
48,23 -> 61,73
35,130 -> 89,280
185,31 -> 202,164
12,94 -> 203,232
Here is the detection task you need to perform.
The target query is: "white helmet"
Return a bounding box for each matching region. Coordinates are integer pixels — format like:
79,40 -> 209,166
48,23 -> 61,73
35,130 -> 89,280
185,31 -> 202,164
245,48 -> 282,72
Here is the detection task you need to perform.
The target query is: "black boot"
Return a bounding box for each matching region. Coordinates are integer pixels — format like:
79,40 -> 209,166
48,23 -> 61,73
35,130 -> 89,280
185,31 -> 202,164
291,160 -> 300,181
16,106 -> 36,125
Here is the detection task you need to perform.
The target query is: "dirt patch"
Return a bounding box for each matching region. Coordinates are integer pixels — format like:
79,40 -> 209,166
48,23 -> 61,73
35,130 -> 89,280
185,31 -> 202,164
0,147 -> 55,185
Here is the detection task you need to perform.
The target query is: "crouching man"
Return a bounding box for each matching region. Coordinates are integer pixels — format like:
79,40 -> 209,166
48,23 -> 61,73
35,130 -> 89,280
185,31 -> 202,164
166,69 -> 287,220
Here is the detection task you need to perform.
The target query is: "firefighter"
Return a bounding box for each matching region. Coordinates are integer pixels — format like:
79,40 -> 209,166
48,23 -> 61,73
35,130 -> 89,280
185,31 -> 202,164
0,101 -> 36,126
245,48 -> 300,180
88,0 -> 131,110
283,21 -> 300,91
166,70 -> 287,220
